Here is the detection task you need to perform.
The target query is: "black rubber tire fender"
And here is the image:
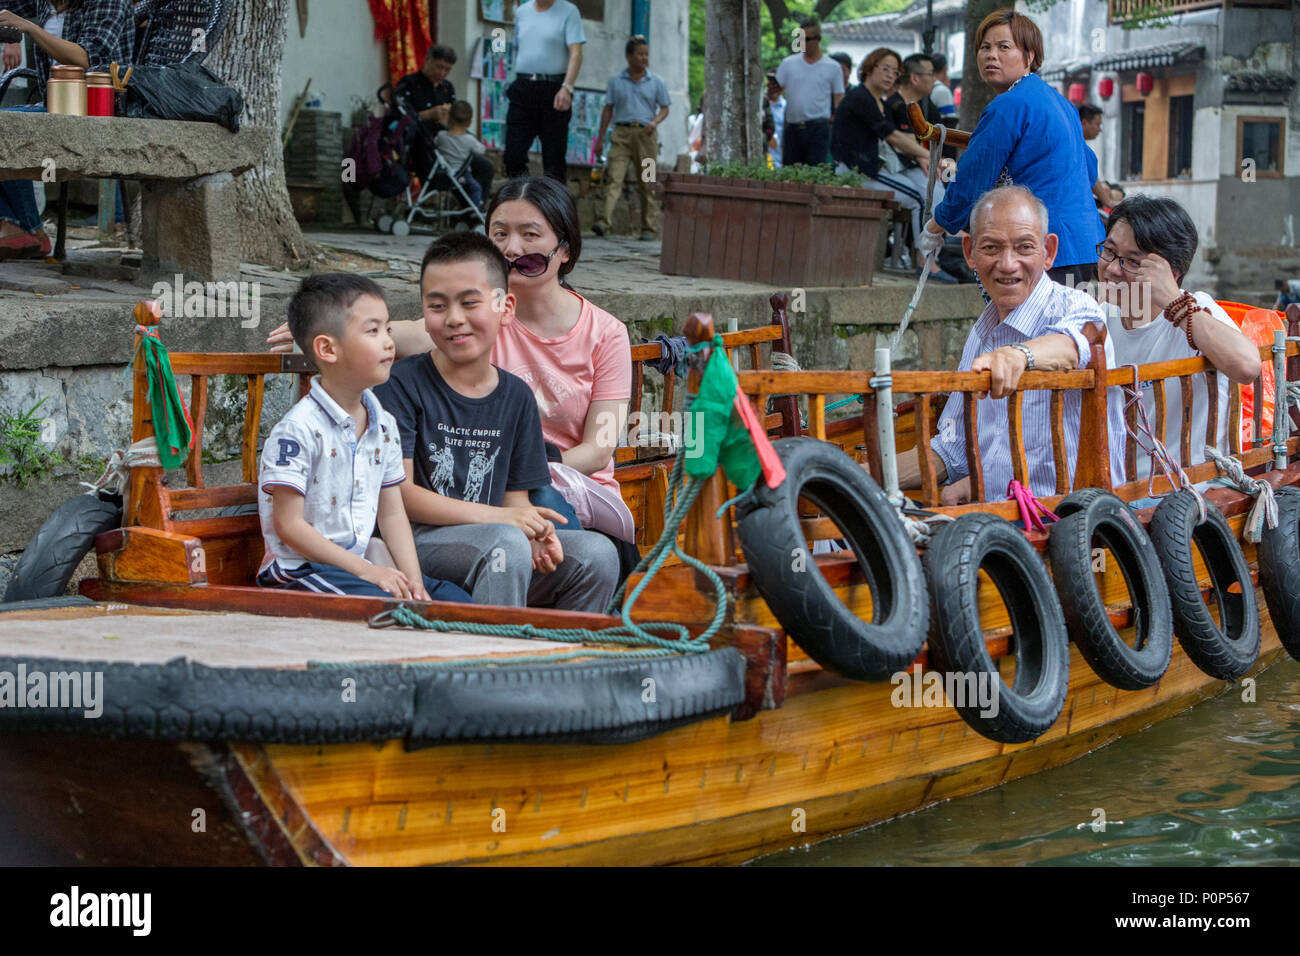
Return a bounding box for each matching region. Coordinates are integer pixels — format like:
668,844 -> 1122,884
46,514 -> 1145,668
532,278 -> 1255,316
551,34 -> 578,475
409,648 -> 746,745
1053,487 -> 1110,520
734,437 -> 928,681
1148,489 -> 1260,680
0,647 -> 746,747
924,512 -> 1070,743
1048,490 -> 1173,689
3,493 -> 123,603
1256,485 -> 1300,661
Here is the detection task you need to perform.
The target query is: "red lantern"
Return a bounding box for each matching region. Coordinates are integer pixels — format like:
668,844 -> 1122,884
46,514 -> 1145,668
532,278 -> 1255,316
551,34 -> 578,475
1067,83 -> 1086,103
1136,72 -> 1154,96
954,85 -> 962,107
1098,77 -> 1114,99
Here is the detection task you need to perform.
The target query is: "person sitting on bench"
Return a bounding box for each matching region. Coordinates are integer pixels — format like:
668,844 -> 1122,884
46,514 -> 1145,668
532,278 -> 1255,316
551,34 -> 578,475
898,184 -> 1127,504
1096,195 -> 1259,477
258,273 -> 471,603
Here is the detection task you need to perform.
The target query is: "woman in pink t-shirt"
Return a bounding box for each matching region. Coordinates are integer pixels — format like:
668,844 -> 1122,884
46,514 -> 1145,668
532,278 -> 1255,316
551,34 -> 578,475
484,177 -> 632,494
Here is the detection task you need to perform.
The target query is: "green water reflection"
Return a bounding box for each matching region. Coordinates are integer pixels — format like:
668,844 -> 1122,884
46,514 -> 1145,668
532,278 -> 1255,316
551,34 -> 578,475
749,658 -> 1300,866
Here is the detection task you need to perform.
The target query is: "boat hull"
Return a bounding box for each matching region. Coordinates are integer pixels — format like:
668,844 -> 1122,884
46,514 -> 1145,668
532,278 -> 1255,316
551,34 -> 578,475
3,606 -> 1282,866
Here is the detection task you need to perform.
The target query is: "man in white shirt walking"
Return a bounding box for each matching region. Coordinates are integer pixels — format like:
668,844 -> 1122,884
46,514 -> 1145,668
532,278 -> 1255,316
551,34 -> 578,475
774,16 -> 844,167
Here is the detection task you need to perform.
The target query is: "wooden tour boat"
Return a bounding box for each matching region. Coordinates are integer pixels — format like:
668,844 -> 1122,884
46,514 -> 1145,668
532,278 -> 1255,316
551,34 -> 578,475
3,283 -> 1300,866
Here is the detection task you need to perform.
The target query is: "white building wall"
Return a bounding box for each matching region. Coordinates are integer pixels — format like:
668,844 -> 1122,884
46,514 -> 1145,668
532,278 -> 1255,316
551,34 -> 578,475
648,0 -> 689,165
280,3 -> 389,125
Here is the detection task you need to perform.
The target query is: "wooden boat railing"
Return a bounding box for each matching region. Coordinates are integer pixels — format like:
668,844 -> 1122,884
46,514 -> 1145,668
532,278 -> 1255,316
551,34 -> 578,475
907,101 -> 970,151
114,314 -> 801,584
623,305 -> 797,465
728,309 -> 1300,535
113,301 -> 1300,594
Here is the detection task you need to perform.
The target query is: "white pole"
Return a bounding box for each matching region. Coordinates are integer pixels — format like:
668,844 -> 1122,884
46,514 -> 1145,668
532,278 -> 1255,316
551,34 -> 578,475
874,347 -> 901,504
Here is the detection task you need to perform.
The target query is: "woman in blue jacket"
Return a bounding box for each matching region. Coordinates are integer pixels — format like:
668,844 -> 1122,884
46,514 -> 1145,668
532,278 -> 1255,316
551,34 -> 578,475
919,9 -> 1102,286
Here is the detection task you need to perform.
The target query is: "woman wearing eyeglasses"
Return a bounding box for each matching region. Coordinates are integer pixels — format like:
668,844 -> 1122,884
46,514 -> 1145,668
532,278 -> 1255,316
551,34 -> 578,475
917,9 -> 1102,287
1097,195 -> 1259,477
267,176 -> 636,548
831,48 -> 958,283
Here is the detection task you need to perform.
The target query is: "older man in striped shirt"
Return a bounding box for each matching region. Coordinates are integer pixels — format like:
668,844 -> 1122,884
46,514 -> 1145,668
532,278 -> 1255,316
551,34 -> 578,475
903,185 -> 1126,505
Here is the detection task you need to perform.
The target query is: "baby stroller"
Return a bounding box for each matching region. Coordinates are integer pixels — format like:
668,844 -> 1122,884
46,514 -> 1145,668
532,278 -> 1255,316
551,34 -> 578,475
382,90 -> 486,236
343,84 -> 418,229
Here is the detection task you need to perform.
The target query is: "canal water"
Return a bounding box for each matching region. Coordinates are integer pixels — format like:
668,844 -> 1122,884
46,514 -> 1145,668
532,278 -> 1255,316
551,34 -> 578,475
750,656 -> 1300,866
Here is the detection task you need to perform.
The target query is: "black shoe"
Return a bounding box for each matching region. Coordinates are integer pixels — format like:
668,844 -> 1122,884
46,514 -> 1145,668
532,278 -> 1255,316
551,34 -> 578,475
592,221 -> 607,236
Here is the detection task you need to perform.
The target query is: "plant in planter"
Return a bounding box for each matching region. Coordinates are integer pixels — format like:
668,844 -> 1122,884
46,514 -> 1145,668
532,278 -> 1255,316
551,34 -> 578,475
658,164 -> 897,287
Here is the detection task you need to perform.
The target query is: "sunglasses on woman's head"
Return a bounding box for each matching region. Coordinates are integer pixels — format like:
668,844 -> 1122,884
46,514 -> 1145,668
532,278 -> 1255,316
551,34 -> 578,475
508,242 -> 566,277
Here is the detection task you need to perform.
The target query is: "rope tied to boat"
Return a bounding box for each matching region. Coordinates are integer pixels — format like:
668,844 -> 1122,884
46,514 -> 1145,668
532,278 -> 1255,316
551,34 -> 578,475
1007,479 -> 1058,533
1118,365 -> 1207,524
363,438 -> 729,663
79,437 -> 162,497
770,351 -> 800,373
354,605 -> 714,670
1203,446 -> 1278,543
898,509 -> 953,546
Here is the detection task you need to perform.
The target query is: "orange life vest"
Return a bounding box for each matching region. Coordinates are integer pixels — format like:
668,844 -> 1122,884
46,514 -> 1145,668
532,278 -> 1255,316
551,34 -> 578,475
1215,301 -> 1284,449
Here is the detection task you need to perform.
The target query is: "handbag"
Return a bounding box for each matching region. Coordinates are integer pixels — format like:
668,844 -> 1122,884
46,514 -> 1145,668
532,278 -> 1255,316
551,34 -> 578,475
125,61 -> 244,132
878,139 -> 906,176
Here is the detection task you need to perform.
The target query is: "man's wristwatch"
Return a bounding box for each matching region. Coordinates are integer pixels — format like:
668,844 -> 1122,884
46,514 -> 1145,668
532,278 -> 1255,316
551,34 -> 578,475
1009,343 -> 1035,370
561,82 -> 575,94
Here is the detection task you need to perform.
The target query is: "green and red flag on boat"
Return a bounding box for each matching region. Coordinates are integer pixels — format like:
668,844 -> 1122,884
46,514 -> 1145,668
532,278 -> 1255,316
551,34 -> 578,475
685,335 -> 787,491
132,301 -> 194,469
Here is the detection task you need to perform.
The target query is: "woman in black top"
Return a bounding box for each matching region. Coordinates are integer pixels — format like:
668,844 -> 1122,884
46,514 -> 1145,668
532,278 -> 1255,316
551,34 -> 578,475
831,47 -> 957,282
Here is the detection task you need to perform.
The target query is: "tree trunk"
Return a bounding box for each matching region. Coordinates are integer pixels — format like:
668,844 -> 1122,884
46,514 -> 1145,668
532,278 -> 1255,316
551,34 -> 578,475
705,0 -> 763,166
959,0 -> 1003,131
207,0 -> 309,269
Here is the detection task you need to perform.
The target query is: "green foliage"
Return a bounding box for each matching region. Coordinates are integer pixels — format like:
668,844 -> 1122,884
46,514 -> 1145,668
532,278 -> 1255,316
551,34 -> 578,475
0,398 -> 62,487
688,0 -> 912,111
706,161 -> 864,187
76,452 -> 107,477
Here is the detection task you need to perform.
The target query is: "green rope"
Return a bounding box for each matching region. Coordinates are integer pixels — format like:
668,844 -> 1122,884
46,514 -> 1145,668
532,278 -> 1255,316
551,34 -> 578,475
359,392 -> 732,668
825,394 -> 863,413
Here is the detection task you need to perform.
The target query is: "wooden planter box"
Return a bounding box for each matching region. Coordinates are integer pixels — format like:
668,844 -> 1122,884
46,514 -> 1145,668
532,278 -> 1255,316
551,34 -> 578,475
658,173 -> 898,287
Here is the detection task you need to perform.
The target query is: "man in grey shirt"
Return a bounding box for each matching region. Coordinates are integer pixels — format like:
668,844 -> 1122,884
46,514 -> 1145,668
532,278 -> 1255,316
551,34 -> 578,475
592,35 -> 670,240
774,16 -> 844,167
505,0 -> 585,182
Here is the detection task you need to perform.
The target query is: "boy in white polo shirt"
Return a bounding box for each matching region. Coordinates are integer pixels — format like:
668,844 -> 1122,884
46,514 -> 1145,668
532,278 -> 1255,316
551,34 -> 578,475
257,274 -> 471,603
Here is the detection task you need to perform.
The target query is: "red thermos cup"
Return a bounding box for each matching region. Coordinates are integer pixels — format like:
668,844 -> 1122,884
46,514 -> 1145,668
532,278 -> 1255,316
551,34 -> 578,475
86,72 -> 114,116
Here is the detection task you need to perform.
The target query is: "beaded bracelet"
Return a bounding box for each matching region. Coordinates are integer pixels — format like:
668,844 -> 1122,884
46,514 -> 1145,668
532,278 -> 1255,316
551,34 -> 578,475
1164,291 -> 1198,328
1184,307 -> 1197,351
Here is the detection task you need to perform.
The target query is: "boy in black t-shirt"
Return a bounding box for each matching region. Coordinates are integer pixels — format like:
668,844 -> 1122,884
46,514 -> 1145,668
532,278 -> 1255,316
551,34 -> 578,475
373,233 -> 619,611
